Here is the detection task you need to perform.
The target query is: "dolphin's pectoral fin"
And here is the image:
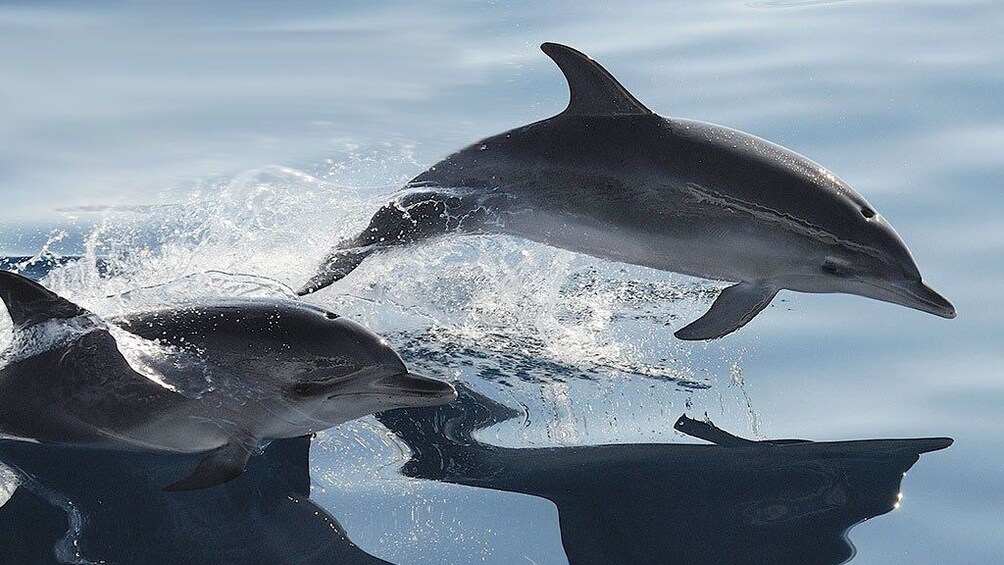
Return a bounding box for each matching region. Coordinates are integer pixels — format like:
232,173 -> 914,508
0,271 -> 92,330
164,439 -> 255,492
540,42 -> 653,117
674,282 -> 778,341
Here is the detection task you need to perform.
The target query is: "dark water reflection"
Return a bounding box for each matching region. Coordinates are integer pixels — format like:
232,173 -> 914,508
0,383 -> 953,564
0,438 -> 386,565
377,385 -> 951,565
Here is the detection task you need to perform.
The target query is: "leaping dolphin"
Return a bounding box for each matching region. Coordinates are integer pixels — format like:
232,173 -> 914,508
299,42 -> 955,340
0,271 -> 457,491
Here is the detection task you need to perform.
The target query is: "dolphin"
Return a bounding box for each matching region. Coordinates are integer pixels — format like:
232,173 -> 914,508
299,42 -> 955,340
0,270 -> 457,491
377,383 -> 953,565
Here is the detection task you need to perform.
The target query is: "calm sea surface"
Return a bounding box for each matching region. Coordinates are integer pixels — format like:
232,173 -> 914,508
1,1 -> 1002,563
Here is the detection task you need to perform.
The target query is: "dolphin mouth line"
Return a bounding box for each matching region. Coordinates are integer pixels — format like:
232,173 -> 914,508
322,390 -> 457,405
323,373 -> 457,401
683,182 -> 887,261
858,278 -> 956,319
323,389 -> 453,400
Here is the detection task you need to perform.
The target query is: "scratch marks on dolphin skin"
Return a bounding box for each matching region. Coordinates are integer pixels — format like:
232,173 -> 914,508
681,182 -> 885,260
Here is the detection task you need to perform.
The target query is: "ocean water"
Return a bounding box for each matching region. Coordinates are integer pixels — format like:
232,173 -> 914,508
1,1 -> 1002,563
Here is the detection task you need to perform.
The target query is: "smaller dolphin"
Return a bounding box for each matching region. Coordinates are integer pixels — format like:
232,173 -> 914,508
300,42 -> 955,340
0,271 -> 457,491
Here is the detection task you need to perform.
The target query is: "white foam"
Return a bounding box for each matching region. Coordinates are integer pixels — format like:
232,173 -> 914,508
9,150 -> 758,443
105,324 -> 213,397
0,463 -> 18,509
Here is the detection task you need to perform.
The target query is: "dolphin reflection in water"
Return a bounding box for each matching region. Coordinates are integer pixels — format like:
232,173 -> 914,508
0,437 -> 388,565
377,384 -> 952,565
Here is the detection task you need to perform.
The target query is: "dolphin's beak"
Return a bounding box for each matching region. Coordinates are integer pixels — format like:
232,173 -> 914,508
373,372 -> 458,404
878,279 -> 957,319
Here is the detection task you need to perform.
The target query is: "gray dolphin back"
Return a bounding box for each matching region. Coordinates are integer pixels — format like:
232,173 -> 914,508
0,272 -> 182,446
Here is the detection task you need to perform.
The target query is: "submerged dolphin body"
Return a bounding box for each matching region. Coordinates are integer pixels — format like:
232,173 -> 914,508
300,42 -> 955,340
0,437 -> 388,564
0,271 -> 457,491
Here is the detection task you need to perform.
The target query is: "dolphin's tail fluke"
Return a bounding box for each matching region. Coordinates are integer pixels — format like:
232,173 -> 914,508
297,244 -> 383,296
298,192 -> 475,295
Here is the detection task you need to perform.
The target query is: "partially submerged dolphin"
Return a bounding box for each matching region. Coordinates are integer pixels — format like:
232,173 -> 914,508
0,271 -> 457,491
300,42 -> 955,340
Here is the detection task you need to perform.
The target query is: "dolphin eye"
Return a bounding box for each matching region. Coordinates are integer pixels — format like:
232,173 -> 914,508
860,207 -> 875,219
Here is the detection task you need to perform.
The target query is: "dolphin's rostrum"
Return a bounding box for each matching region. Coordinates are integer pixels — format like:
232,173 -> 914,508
0,271 -> 457,491
300,42 -> 955,339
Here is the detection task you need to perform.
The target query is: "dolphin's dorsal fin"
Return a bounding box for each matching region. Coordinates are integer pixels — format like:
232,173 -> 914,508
541,42 -> 653,117
0,271 -> 91,331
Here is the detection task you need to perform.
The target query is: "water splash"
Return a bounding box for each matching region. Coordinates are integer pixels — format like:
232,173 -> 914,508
5,149 -> 760,442
105,325 -> 213,398
0,310 -> 212,398
0,150 -> 767,564
0,464 -> 18,509
0,315 -> 103,368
